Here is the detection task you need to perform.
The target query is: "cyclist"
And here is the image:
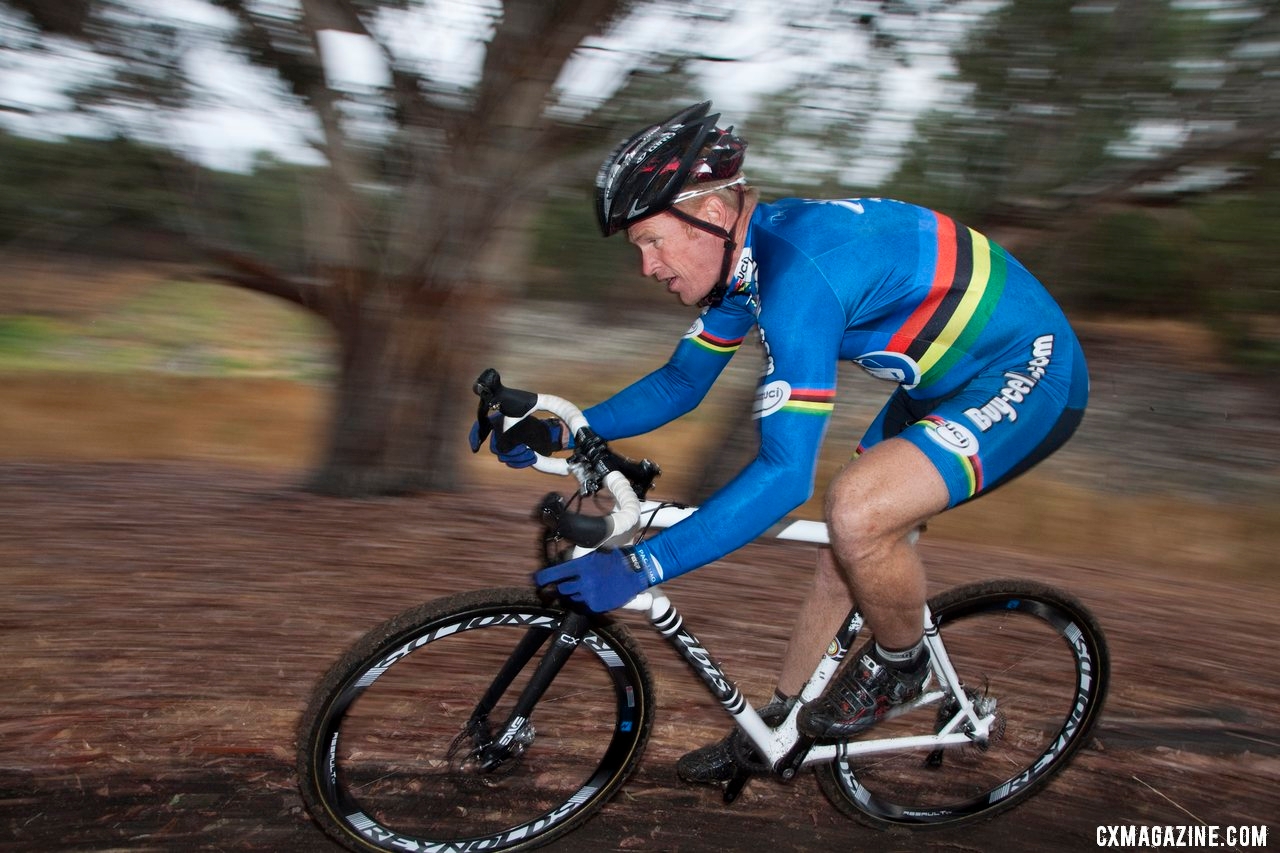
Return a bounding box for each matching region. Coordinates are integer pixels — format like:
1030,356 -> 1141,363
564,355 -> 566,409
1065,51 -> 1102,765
480,101 -> 1088,785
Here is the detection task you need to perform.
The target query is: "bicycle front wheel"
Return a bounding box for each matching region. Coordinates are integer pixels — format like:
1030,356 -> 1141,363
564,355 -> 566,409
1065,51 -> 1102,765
816,579 -> 1109,829
298,587 -> 653,853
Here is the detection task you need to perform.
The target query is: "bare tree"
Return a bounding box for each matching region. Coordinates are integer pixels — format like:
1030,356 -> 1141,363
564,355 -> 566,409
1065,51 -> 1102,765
4,0 -> 953,496
5,0 -> 638,494
212,0 -> 643,494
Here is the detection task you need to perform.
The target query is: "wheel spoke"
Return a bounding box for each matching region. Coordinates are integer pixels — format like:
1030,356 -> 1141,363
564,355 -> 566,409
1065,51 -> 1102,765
298,590 -> 651,853
817,580 -> 1109,829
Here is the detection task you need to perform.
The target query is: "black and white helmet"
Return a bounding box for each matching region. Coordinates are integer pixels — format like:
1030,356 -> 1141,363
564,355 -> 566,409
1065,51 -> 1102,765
594,101 -> 747,237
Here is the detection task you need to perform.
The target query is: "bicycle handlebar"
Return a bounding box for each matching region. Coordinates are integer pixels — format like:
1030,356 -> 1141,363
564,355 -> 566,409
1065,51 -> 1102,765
473,368 -> 581,476
473,369 -> 654,551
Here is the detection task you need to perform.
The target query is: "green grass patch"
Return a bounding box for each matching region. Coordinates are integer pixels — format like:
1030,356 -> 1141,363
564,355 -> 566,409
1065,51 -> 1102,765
0,315 -> 74,366
0,277 -> 334,380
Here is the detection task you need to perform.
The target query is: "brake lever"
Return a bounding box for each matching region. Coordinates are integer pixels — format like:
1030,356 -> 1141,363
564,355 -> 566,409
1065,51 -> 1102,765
471,369 -> 500,453
473,368 -> 539,419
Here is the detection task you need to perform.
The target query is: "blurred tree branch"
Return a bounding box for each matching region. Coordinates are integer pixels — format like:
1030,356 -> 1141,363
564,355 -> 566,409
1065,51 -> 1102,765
4,0 -> 91,36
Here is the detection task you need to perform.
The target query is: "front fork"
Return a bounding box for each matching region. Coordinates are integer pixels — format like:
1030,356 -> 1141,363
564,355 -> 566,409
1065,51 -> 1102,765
468,608 -> 592,771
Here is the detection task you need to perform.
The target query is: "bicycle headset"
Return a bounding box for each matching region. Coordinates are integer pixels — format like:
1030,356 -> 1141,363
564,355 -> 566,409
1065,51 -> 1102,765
594,100 -> 748,307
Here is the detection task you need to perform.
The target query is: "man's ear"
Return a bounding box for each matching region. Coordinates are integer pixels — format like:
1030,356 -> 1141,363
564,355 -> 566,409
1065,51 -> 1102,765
678,196 -> 725,239
699,194 -> 728,227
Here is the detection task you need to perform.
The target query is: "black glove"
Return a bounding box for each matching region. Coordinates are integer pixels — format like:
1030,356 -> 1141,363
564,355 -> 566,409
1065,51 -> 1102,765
468,414 -> 565,468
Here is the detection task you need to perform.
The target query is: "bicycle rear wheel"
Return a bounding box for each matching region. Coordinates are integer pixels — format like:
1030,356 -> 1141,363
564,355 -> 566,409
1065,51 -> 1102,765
816,579 -> 1109,829
298,587 -> 653,853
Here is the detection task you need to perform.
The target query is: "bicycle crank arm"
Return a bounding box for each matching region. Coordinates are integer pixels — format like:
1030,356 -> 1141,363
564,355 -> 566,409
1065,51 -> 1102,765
722,727 -> 816,804
724,767 -> 751,803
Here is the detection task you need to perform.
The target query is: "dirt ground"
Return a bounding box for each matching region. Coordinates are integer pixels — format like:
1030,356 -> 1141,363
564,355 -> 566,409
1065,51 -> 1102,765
1,462 -> 1277,853
1,261 -> 1277,850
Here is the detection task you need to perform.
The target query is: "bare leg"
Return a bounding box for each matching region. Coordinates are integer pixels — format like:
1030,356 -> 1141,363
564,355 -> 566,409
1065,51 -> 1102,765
775,438 -> 949,694
776,548 -> 852,697
826,438 -> 948,648
679,438 -> 951,780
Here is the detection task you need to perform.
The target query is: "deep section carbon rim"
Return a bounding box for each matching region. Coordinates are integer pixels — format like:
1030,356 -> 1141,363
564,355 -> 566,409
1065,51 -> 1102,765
817,579 -> 1109,829
298,588 -> 652,853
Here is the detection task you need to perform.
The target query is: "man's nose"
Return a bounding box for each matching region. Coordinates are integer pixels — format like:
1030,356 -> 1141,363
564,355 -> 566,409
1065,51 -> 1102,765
639,251 -> 660,278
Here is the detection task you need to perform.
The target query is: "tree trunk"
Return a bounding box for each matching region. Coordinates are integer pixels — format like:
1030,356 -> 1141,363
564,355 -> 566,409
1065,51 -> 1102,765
306,282 -> 492,496
196,0 -> 630,497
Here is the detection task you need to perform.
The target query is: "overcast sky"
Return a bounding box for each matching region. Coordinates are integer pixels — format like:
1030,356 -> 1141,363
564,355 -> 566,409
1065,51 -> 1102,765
0,0 -> 968,182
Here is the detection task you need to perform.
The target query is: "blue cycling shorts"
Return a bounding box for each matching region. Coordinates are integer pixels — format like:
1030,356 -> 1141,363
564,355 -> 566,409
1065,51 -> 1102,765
857,331 -> 1088,507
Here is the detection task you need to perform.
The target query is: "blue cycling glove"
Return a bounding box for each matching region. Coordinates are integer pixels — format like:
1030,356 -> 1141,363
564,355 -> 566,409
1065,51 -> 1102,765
534,544 -> 664,613
468,414 -> 565,468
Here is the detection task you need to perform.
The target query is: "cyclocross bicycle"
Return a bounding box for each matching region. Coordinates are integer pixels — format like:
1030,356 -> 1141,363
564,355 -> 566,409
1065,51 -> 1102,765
296,369 -> 1110,853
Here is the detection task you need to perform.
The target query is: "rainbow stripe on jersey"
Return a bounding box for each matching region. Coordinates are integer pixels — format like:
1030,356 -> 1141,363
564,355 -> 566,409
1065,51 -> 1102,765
888,212 -> 1008,392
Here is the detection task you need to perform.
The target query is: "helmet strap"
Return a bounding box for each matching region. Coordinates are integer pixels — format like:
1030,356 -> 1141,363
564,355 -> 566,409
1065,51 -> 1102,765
667,186 -> 746,308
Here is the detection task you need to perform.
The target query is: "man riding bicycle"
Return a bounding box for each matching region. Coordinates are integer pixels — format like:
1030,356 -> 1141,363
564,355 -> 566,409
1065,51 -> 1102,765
478,101 -> 1088,785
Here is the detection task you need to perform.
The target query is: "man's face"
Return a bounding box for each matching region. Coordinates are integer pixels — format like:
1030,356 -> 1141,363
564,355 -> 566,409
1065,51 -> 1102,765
626,209 -> 724,307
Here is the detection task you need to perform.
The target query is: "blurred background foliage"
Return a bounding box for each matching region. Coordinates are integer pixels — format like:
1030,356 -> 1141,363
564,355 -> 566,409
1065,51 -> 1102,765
0,0 -> 1277,498
0,131 -> 312,266
2,0 -> 1275,367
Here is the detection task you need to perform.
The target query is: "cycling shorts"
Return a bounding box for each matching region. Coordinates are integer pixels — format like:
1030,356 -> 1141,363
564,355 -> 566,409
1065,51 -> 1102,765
856,331 -> 1088,507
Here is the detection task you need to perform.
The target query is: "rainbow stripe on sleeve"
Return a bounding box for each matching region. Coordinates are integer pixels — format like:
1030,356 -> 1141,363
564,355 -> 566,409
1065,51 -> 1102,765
782,388 -> 836,415
691,329 -> 745,355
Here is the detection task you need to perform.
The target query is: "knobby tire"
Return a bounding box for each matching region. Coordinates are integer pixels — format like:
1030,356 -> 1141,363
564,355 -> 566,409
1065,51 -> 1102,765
297,587 -> 654,853
816,578 -> 1110,830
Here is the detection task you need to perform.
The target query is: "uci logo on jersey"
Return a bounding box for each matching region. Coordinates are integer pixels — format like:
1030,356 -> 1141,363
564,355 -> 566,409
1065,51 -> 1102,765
925,417 -> 980,456
753,379 -> 790,418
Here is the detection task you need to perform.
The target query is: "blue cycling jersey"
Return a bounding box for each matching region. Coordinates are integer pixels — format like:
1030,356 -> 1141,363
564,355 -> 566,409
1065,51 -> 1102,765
584,197 -> 1087,582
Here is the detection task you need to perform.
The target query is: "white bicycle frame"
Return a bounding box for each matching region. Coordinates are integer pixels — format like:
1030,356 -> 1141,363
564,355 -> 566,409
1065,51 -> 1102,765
503,391 -> 999,775
620,506 -> 997,773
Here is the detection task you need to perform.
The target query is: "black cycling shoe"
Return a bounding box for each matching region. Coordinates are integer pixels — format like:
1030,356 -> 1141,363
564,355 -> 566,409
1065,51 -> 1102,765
676,695 -> 795,785
797,644 -> 930,739
675,734 -> 740,784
